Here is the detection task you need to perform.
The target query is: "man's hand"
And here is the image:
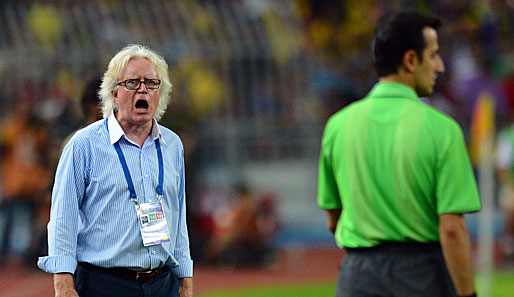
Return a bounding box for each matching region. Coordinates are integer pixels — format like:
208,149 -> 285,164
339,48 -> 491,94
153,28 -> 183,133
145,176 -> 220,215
178,277 -> 193,297
54,273 -> 79,297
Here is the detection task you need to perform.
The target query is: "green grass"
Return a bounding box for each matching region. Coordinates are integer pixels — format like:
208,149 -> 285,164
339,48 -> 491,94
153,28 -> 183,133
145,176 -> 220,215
198,271 -> 514,297
476,271 -> 514,297
198,280 -> 335,297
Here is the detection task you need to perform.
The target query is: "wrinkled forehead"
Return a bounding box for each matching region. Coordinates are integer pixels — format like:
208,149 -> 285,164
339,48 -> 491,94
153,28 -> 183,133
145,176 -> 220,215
121,57 -> 159,79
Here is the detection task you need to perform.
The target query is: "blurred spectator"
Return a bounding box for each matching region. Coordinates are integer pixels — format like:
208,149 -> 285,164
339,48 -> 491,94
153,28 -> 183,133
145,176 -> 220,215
80,77 -> 103,125
450,40 -> 509,138
497,71 -> 514,260
204,184 -> 278,267
0,100 -> 51,268
60,77 -> 103,149
503,72 -> 514,118
495,112 -> 514,259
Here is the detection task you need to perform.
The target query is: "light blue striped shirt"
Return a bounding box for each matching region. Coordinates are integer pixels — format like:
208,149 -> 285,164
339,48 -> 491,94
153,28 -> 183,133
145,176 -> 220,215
38,112 -> 193,278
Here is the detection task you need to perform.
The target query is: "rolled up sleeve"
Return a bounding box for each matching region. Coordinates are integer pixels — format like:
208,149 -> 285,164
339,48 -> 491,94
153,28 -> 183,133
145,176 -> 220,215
170,153 -> 193,278
38,139 -> 86,274
37,255 -> 77,274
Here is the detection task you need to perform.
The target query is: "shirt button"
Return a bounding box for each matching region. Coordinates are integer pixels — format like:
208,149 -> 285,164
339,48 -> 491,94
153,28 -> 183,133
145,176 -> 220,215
152,251 -> 156,255
145,174 -> 149,178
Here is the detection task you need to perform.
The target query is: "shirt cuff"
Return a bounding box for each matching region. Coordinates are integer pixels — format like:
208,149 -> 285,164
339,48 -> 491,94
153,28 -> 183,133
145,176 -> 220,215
37,255 -> 77,274
170,259 -> 193,278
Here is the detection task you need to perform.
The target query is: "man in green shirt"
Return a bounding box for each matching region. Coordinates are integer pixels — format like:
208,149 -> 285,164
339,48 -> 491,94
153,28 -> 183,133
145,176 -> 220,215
318,10 -> 481,297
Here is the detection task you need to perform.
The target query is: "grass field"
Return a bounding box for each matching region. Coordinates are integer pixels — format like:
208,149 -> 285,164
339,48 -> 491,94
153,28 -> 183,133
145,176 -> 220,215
199,271 -> 514,297
199,280 -> 335,297
476,271 -> 514,297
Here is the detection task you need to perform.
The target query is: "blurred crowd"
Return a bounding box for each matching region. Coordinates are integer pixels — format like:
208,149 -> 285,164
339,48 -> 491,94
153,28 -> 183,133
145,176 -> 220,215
0,0 -> 513,269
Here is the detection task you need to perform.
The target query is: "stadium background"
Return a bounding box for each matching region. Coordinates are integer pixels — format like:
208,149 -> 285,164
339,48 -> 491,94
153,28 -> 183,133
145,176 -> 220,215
0,0 -> 512,296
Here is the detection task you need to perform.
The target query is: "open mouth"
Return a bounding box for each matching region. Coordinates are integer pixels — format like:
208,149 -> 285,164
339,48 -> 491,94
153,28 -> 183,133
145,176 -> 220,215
135,99 -> 149,112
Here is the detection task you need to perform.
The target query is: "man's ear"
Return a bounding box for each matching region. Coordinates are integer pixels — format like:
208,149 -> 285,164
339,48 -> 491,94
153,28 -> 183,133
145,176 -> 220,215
402,50 -> 418,73
111,89 -> 118,103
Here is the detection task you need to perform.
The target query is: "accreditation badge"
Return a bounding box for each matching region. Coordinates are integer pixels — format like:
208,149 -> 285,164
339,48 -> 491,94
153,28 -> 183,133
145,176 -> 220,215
136,202 -> 171,246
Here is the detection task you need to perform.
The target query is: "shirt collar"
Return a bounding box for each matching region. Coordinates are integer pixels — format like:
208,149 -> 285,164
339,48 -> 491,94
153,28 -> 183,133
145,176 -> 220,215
107,111 -> 164,145
366,81 -> 419,102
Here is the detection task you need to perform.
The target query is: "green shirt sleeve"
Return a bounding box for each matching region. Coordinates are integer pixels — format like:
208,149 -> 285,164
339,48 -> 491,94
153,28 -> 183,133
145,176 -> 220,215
436,122 -> 482,214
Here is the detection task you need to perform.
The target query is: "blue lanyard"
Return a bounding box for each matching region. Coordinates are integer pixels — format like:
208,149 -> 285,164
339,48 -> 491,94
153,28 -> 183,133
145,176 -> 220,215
106,119 -> 164,204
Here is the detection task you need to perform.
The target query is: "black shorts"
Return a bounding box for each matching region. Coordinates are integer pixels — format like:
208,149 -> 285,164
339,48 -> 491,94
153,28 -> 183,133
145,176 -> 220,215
336,242 -> 457,297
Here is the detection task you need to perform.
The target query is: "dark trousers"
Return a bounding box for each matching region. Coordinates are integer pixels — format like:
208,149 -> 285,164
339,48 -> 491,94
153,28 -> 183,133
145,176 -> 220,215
335,242 -> 457,297
75,263 -> 179,297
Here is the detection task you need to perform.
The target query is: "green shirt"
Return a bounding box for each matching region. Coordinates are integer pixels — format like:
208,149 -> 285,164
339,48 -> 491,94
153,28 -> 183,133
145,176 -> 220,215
318,82 -> 481,248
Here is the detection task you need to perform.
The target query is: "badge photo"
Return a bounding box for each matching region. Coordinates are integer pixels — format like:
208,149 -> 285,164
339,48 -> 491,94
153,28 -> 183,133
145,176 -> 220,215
140,214 -> 150,226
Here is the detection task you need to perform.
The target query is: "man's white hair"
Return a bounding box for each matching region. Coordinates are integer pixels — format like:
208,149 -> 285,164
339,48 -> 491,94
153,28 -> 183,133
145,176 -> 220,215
99,44 -> 173,121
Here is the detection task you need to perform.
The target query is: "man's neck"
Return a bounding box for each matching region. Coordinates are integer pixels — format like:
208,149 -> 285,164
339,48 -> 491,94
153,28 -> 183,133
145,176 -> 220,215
379,71 -> 414,90
117,118 -> 153,147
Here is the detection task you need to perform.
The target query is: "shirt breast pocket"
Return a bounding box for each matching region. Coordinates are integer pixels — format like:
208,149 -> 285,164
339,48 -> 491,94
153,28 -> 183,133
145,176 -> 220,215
87,161 -> 128,202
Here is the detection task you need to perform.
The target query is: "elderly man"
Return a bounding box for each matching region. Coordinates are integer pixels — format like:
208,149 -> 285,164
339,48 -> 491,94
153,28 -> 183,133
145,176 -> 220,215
38,44 -> 193,297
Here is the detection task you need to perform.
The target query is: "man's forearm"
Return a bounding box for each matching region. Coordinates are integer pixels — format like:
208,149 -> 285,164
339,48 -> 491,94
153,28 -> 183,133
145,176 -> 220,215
178,277 -> 193,297
439,213 -> 475,296
325,209 -> 342,234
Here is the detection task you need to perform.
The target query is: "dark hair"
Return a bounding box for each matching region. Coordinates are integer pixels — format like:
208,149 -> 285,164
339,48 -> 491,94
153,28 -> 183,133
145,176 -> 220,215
81,77 -> 102,112
372,10 -> 441,77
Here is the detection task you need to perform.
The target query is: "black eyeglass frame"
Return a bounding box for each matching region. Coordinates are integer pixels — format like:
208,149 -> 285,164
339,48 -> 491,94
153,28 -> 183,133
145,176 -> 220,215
116,79 -> 161,90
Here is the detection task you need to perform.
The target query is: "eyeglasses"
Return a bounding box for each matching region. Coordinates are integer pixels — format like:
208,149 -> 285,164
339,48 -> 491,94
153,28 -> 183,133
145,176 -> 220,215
117,79 -> 161,90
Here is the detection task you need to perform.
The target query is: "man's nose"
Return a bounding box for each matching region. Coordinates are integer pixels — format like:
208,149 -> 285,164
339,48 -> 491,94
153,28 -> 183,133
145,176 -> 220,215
437,55 -> 445,73
137,81 -> 148,92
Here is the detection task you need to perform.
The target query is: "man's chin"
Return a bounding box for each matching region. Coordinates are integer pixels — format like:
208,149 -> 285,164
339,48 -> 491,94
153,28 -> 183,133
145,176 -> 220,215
416,87 -> 433,98
131,112 -> 154,124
